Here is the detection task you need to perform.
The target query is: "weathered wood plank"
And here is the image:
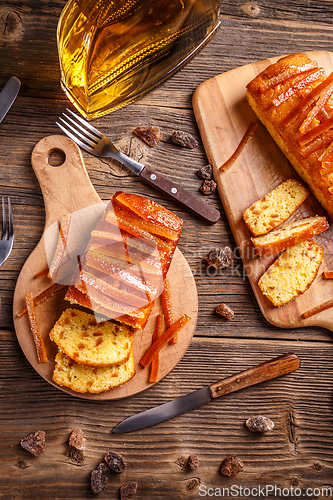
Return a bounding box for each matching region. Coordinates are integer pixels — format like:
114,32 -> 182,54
0,335 -> 332,499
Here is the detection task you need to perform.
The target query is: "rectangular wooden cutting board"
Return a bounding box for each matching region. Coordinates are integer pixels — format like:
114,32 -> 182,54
193,51 -> 333,332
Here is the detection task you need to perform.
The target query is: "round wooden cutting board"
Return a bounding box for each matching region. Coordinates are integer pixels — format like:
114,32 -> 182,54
13,135 -> 198,400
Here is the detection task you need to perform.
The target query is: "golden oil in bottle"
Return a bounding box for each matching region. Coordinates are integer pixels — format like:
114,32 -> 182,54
57,0 -> 220,119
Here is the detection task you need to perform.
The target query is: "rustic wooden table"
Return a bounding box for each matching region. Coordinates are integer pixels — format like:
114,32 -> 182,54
1,1 -> 333,499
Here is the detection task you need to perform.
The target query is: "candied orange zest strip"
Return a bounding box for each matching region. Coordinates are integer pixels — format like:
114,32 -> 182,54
272,69 -> 324,106
283,72 -> 333,127
140,314 -> 191,368
17,283 -> 65,318
34,266 -> 49,279
48,214 -> 72,281
161,278 -> 176,344
112,200 -> 180,242
259,62 -> 318,93
324,271 -> 333,279
298,116 -> 333,147
318,139 -> 333,176
114,192 -> 184,233
25,292 -> 48,363
302,299 -> 333,319
299,83 -> 333,135
300,129 -> 333,158
149,314 -> 163,383
219,121 -> 258,172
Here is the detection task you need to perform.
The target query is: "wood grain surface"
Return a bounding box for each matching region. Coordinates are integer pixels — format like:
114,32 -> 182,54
1,0 -> 333,498
193,50 -> 333,332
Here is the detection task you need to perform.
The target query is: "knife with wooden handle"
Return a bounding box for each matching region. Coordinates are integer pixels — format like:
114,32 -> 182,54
112,352 -> 301,433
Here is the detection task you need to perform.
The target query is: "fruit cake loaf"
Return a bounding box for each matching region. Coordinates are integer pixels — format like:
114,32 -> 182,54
243,178 -> 309,236
49,308 -> 134,367
65,191 -> 183,329
246,53 -> 333,219
258,239 -> 323,307
251,215 -> 329,256
52,350 -> 136,393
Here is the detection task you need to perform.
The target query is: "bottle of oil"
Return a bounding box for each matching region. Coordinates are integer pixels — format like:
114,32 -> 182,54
57,0 -> 220,119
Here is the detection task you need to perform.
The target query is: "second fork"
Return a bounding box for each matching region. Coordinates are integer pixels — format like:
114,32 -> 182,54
0,197 -> 14,267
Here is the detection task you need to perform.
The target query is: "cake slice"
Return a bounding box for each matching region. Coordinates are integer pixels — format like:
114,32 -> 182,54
52,350 -> 136,393
49,308 -> 133,367
243,179 -> 309,236
258,239 -> 323,307
251,215 -> 329,256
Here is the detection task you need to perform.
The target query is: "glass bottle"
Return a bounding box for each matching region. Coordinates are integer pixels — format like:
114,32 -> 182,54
57,0 -> 221,120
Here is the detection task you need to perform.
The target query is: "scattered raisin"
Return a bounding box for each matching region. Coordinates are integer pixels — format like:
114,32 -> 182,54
187,454 -> 199,471
69,428 -> 86,450
134,126 -> 162,147
171,130 -> 199,148
20,431 -> 45,456
187,478 -> 200,491
220,456 -> 244,477
104,451 -> 127,473
175,456 -> 187,469
197,164 -> 213,179
91,463 -> 111,495
200,179 -> 217,195
246,416 -> 275,433
68,428 -> 86,464
216,303 -> 234,320
120,481 -> 138,499
205,246 -> 234,269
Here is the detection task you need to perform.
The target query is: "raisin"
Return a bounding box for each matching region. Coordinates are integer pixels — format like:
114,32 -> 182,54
68,429 -> 86,464
220,456 -> 244,477
91,463 -> 111,495
120,481 -> 138,499
171,130 -> 199,148
20,430 -> 45,456
205,246 -> 234,269
187,478 -> 200,491
134,126 -> 162,147
200,180 -> 217,195
176,456 -> 187,469
246,416 -> 275,433
197,164 -> 213,179
216,303 -> 234,320
187,454 -> 199,471
104,451 -> 127,473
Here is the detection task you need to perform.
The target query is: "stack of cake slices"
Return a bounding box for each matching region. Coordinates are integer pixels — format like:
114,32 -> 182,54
65,191 -> 183,329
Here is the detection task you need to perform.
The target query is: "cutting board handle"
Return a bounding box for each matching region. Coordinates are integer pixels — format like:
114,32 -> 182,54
31,135 -> 102,228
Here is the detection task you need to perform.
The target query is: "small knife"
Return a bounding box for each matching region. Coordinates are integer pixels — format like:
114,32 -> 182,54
0,77 -> 21,123
112,352 -> 300,433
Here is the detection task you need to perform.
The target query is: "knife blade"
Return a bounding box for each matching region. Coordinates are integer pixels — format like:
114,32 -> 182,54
0,77 -> 21,123
112,352 -> 300,433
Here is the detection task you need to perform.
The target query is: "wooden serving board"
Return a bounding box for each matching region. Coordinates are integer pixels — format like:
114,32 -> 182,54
13,135 -> 198,400
193,50 -> 333,332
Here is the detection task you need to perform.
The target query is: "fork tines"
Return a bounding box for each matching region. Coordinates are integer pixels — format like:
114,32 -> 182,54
0,196 -> 14,266
1,196 -> 13,240
56,109 -> 101,153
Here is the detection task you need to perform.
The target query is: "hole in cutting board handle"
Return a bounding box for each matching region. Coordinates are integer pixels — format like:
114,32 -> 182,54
48,148 -> 66,167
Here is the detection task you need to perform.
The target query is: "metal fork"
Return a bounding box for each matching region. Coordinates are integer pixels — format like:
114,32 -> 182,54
56,109 -> 220,224
0,197 -> 14,267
